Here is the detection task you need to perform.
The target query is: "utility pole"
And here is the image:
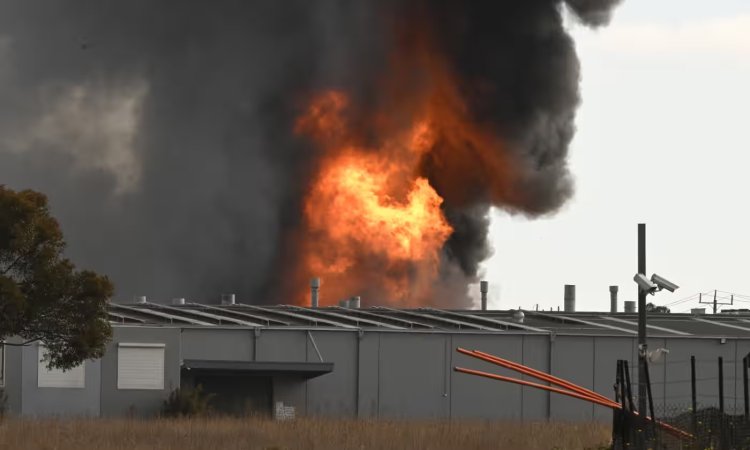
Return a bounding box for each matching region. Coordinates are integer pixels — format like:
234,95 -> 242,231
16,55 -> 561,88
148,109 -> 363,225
713,289 -> 718,314
637,223 -> 648,447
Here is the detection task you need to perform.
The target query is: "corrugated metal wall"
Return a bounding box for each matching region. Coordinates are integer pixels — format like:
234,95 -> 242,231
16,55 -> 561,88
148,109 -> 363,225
7,326 -> 750,420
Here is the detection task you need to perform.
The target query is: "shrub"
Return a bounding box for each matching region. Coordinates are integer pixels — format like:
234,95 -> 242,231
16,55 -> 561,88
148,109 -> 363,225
0,387 -> 7,420
161,385 -> 214,418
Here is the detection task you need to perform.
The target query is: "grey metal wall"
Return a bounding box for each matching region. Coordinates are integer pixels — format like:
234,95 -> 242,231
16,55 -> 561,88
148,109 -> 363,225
3,338 -> 23,415
21,343 -> 101,416
99,326 -> 181,417
181,328 -> 255,361
304,331 -> 357,417
7,324 -> 750,421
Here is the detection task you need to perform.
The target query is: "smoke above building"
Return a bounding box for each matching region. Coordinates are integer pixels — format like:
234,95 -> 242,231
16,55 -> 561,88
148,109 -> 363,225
0,0 -> 622,306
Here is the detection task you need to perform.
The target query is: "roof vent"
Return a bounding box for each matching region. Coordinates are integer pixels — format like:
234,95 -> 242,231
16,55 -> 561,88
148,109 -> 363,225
609,286 -> 619,313
310,278 -> 321,308
134,296 -> 147,304
172,298 -> 185,305
512,309 -> 525,323
564,285 -> 576,312
691,308 -> 706,315
480,281 -> 489,311
624,301 -> 636,313
221,293 -> 236,305
349,296 -> 361,309
338,299 -> 350,308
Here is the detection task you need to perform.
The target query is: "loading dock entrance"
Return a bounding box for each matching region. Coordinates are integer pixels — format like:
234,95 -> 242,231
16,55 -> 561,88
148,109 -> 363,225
181,360 -> 334,416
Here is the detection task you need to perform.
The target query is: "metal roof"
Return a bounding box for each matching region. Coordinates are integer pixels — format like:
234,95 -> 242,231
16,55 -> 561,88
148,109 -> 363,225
106,302 -> 750,338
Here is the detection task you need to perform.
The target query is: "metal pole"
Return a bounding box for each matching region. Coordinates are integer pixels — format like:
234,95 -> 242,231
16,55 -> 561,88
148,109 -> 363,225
714,290 -> 718,314
637,223 -> 648,448
624,360 -> 635,414
719,356 -> 724,414
719,356 -> 725,450
743,356 -> 749,421
624,359 -> 635,445
613,360 -> 622,447
691,355 -> 697,434
644,359 -> 657,442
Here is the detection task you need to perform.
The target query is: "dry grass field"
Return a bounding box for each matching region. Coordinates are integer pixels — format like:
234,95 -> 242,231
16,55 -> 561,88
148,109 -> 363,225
0,417 -> 610,450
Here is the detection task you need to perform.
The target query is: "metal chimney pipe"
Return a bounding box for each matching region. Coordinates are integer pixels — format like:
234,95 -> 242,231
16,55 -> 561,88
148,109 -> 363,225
480,281 -> 489,311
609,286 -> 619,313
624,301 -> 636,313
349,296 -> 361,309
310,277 -> 320,308
564,285 -> 576,312
221,293 -> 236,305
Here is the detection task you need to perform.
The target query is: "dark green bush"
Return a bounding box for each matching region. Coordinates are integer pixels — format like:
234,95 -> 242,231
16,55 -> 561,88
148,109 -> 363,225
0,387 -> 7,420
161,385 -> 214,417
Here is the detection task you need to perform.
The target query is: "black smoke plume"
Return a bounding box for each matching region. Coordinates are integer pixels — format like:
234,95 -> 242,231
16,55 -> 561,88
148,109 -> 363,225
0,1 -> 621,304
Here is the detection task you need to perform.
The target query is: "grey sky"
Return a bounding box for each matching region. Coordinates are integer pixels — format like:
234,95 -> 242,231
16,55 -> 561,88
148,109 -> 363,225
483,0 -> 750,312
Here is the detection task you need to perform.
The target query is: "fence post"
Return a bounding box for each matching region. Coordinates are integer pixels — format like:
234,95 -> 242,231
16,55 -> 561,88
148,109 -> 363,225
643,359 -> 657,442
620,359 -> 634,448
719,356 -> 725,450
613,360 -> 623,449
623,360 -> 635,413
691,355 -> 697,434
744,356 -> 749,421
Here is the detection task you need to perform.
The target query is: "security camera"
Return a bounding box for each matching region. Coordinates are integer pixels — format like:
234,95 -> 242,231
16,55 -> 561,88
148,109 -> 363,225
633,273 -> 657,294
651,274 -> 679,293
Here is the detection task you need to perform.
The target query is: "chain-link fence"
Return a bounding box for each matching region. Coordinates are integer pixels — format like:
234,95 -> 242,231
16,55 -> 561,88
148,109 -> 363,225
611,355 -> 750,450
648,404 -> 750,450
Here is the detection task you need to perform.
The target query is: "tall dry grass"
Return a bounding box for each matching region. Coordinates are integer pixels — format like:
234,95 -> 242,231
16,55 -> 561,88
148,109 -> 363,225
0,417 -> 609,450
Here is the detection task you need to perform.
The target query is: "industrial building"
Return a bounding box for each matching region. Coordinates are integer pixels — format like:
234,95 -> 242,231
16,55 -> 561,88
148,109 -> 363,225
2,293 -> 750,420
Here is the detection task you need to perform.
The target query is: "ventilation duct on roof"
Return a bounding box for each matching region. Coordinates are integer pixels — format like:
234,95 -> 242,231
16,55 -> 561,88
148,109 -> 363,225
310,277 -> 320,308
480,281 -> 488,311
564,285 -> 576,312
609,286 -> 618,313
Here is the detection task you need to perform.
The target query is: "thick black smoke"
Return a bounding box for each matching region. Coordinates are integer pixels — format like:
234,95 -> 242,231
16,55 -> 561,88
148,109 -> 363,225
0,1 -> 621,304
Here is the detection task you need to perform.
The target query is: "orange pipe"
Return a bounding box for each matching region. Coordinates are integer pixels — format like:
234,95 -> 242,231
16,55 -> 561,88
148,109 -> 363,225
473,349 -> 612,403
454,366 -> 620,408
460,348 -> 612,405
457,348 -> 608,403
454,365 -> 693,440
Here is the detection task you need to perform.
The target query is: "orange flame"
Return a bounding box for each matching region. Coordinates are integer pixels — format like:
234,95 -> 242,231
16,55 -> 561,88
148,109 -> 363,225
295,92 -> 452,306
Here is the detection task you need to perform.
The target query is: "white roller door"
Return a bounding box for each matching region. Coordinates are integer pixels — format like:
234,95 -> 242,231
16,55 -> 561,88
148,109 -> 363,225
117,343 -> 165,390
38,345 -> 85,388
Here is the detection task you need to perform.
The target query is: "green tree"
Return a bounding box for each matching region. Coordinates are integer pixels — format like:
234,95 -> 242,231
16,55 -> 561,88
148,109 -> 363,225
0,186 -> 112,370
646,302 -> 670,314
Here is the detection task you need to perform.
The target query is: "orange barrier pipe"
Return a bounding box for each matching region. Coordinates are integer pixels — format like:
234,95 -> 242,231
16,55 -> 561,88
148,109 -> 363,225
458,348 -> 611,405
454,365 -> 693,440
454,366 -> 620,408
472,349 -> 613,404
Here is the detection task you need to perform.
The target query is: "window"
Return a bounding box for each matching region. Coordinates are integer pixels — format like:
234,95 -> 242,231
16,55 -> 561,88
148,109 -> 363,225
117,343 -> 165,390
38,345 -> 85,388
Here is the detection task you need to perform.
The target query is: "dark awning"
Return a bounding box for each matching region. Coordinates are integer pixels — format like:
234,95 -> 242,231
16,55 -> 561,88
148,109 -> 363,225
181,359 -> 334,379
